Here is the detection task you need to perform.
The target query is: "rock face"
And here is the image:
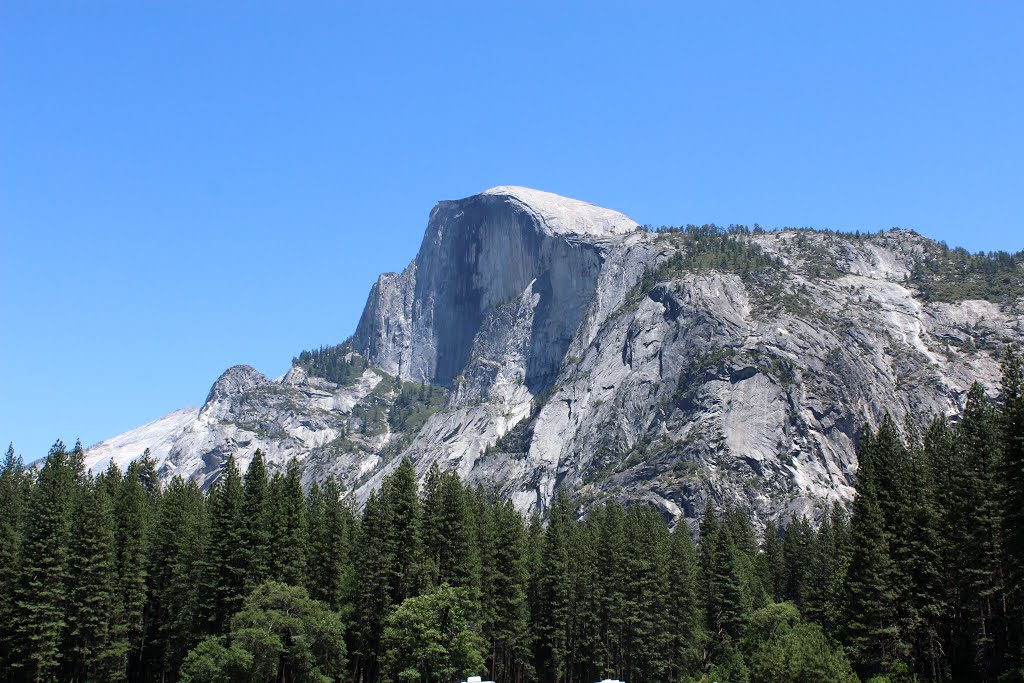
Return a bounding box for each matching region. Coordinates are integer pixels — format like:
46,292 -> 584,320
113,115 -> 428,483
84,187 -> 1024,529
352,186 -> 639,394
84,363 -> 388,490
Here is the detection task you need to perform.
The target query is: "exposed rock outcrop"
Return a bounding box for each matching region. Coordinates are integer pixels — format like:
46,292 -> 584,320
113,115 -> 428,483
84,187 -> 1024,529
351,186 -> 639,395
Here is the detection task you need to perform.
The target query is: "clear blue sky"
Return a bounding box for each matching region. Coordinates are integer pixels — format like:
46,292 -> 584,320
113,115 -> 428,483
2,2 -> 1022,460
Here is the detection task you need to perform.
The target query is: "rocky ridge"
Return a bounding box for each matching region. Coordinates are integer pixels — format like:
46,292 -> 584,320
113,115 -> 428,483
83,187 -> 1024,528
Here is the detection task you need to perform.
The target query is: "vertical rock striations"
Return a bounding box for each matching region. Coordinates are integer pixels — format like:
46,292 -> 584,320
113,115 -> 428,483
84,188 -> 1024,529
352,186 -> 639,397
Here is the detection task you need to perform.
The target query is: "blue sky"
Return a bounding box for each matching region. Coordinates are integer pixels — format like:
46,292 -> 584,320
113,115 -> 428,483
1,1 -> 1022,460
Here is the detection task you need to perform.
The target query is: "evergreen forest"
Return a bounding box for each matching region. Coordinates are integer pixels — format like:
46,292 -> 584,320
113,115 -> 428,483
1,349 -> 1023,683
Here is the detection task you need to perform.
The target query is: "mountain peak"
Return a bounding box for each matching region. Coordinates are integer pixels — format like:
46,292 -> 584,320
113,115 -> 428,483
476,186 -> 639,238
84,189 -> 1023,529
202,365 -> 268,413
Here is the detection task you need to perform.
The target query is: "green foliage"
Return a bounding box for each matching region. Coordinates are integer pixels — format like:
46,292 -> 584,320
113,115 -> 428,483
268,458 -> 309,587
782,516 -> 814,609
387,380 -> 447,436
381,584 -> 486,683
293,343 -> 369,387
700,506 -> 751,640
627,224 -> 779,304
536,492 -> 572,683
910,244 -> 1024,304
5,350 -> 1024,683
241,450 -> 271,591
144,476 -> 208,680
349,375 -> 448,444
803,503 -> 851,639
181,581 -> 347,683
64,476 -> 117,681
200,454 -> 248,634
179,636 -> 252,683
11,441 -> 75,681
1001,349 -> 1024,673
487,500 -> 533,683
113,459 -> 152,676
760,522 -> 785,602
620,506 -> 673,681
422,464 -> 480,594
352,488 -> 397,683
948,384 -> 1008,678
305,478 -> 355,610
234,581 -> 347,682
386,458 -> 430,602
707,637 -> 750,683
668,522 -> 706,679
742,605 -> 858,683
0,444 -> 28,670
844,426 -> 900,676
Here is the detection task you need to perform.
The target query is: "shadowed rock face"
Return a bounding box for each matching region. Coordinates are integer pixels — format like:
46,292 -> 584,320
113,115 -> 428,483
84,188 -> 1024,530
352,188 -> 637,396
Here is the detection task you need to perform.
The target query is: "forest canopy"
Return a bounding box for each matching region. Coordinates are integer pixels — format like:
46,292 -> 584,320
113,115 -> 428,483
1,348 -> 1023,682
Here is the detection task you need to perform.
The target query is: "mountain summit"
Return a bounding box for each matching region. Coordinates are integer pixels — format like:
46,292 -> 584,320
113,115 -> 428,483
353,186 -> 640,391
84,187 -> 1024,527
479,186 -> 639,237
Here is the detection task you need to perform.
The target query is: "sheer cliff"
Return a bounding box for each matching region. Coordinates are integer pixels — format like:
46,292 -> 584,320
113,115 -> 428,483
84,187 -> 1024,527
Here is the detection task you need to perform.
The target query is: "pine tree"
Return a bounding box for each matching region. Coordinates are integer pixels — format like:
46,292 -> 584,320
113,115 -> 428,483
1000,349 -> 1024,673
668,521 -> 704,681
268,458 -> 308,587
844,427 -> 898,677
897,435 -> 947,680
0,444 -> 28,671
383,458 -> 427,602
99,460 -> 123,504
110,460 -> 151,679
240,449 -> 271,591
135,448 -> 160,501
957,383 -> 1009,678
621,506 -> 672,682
352,489 -> 395,683
143,476 -> 208,680
593,503 -> 628,678
844,414 -> 945,673
352,459 -> 436,683
63,477 -> 117,681
759,522 -> 785,603
724,507 -> 768,613
473,486 -> 500,657
199,454 -> 247,634
489,500 -> 533,683
782,516 -> 815,609
11,441 -> 74,682
526,510 -> 545,674
567,507 -> 601,683
69,439 -> 87,484
699,506 -> 748,640
925,415 -> 976,681
421,461 -> 443,581
537,492 -> 572,683
804,503 -> 851,639
306,477 -> 353,610
306,480 -> 328,596
878,416 -> 934,670
423,468 -> 479,594
846,491 -> 899,676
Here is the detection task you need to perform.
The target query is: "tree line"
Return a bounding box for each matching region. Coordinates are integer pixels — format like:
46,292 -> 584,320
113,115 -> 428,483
0,349 -> 1022,682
